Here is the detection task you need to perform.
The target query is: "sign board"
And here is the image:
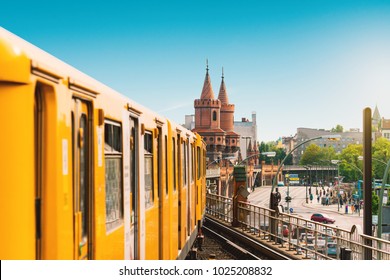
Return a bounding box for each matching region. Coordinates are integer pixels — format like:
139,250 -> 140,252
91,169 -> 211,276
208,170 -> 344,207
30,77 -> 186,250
238,185 -> 250,199
372,215 -> 378,226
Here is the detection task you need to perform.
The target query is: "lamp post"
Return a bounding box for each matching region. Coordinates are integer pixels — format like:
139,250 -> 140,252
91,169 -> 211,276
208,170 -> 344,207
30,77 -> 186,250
313,162 -> 318,194
331,159 -> 341,211
304,166 -> 309,203
270,134 -> 341,208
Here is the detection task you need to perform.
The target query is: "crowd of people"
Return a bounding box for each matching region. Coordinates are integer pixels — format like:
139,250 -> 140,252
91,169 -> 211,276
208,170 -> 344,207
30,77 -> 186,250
311,186 -> 362,213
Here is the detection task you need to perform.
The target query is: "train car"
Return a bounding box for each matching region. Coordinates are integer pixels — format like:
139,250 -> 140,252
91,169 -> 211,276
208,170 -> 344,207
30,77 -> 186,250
0,27 -> 206,260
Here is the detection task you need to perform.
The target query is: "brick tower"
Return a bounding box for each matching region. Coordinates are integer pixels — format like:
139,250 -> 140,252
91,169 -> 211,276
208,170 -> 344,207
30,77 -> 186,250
193,63 -> 225,161
218,68 -> 240,156
193,64 -> 241,163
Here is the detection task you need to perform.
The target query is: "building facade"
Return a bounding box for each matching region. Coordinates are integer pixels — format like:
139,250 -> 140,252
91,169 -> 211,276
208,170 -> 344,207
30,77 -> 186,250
234,112 -> 258,161
284,127 -> 363,165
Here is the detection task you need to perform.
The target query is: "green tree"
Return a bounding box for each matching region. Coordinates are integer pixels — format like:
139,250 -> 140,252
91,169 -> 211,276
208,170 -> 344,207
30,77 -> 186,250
258,141 -> 272,164
258,141 -> 292,165
331,124 -> 344,133
300,144 -> 322,165
339,144 -> 363,182
319,146 -> 337,163
372,137 -> 390,179
372,191 -> 379,215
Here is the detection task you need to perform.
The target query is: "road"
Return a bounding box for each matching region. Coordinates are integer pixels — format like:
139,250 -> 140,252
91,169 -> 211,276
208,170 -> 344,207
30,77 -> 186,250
248,185 -> 363,231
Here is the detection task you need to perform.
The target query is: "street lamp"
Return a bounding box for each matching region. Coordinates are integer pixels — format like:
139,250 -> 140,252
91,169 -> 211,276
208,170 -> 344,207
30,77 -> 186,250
270,134 -> 341,208
303,166 -> 309,203
207,155 -> 236,168
331,159 -> 341,212
237,151 -> 276,166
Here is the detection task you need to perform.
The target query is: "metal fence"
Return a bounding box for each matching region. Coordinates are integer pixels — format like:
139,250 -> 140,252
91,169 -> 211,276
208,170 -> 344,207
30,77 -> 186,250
206,193 -> 390,260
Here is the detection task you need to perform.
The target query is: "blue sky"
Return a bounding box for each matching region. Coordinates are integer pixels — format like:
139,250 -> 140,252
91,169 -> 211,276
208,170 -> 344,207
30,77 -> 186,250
2,0 -> 390,142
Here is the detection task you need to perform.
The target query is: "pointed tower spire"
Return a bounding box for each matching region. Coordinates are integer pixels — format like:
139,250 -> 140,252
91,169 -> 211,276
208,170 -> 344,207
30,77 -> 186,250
373,104 -> 381,121
247,139 -> 252,152
218,67 -> 229,104
200,59 -> 215,99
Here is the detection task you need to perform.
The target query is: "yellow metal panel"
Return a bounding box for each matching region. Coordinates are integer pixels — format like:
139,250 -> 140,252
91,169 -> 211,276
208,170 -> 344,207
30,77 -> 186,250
145,207 -> 159,259
0,38 -> 30,83
0,85 -> 35,259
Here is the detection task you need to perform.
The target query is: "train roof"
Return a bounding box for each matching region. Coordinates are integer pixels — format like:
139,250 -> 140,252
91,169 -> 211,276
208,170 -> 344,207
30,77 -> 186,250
0,27 -> 199,139
0,27 -> 191,131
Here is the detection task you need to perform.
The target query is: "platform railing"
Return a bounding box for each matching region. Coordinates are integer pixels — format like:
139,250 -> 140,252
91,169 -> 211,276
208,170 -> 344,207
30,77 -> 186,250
205,193 -> 390,260
206,193 -> 233,223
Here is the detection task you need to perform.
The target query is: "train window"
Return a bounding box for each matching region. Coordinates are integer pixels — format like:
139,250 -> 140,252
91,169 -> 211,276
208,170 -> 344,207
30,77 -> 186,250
183,141 -> 187,187
165,136 -> 168,196
144,132 -> 154,208
104,121 -> 123,232
157,128 -> 161,198
177,135 -> 181,189
191,144 -> 195,183
197,147 -> 201,180
203,150 -> 206,176
80,115 -> 88,238
172,137 -> 176,191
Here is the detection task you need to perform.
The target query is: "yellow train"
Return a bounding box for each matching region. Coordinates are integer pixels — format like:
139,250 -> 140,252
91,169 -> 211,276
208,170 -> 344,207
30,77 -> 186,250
0,27 -> 206,260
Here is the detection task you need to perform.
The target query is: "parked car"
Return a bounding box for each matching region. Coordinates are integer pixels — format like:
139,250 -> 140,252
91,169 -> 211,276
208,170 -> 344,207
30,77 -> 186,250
299,233 -> 314,242
319,234 -> 335,243
321,228 -> 335,235
310,213 -> 335,224
327,242 -> 337,257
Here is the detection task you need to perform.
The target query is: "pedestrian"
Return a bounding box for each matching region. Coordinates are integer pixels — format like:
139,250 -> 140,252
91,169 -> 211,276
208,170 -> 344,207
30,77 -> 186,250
310,193 -> 313,203
317,195 -> 320,203
283,225 -> 289,238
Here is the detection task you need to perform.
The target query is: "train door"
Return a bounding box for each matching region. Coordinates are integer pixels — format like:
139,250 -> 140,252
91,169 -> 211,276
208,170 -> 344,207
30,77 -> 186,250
177,135 -> 182,250
186,141 -> 191,237
34,85 -> 44,259
72,98 -> 92,260
34,83 -> 58,259
129,117 -> 139,259
157,127 -> 163,259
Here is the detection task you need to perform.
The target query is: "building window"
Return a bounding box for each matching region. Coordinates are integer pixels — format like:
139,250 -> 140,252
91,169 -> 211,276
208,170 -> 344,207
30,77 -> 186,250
213,111 -> 217,121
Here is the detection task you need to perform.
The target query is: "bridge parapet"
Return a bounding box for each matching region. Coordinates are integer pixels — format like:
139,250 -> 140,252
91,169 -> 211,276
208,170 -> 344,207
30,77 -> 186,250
206,193 -> 390,260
